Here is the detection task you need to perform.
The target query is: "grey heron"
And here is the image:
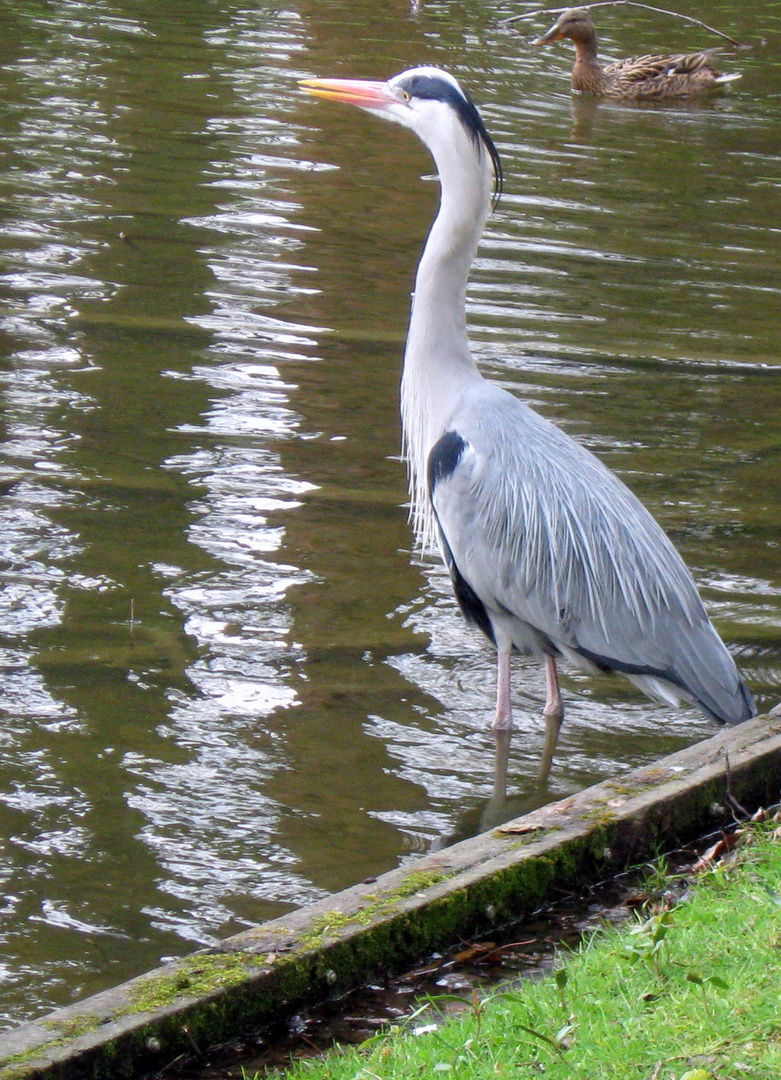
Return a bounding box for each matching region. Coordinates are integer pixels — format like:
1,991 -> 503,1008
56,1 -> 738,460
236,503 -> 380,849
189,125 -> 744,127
300,67 -> 755,788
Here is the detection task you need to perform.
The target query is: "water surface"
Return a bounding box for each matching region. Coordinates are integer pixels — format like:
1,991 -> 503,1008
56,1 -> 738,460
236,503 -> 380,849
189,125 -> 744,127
0,0 -> 779,1025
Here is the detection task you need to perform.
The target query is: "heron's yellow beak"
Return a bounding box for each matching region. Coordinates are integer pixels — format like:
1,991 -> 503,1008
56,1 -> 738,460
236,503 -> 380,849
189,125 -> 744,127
299,77 -> 396,110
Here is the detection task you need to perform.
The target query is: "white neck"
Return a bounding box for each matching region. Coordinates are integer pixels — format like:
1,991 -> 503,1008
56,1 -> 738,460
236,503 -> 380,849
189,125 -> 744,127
400,136 -> 493,549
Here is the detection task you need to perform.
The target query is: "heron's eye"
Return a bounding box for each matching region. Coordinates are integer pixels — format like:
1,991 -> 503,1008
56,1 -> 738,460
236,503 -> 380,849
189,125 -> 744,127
400,89 -> 411,102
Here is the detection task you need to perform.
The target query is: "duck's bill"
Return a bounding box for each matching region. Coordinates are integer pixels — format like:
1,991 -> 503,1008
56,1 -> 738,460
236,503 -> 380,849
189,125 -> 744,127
532,29 -> 565,45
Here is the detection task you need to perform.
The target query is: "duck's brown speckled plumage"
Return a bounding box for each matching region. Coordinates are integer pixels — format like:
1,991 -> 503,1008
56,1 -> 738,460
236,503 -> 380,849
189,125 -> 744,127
533,8 -> 740,100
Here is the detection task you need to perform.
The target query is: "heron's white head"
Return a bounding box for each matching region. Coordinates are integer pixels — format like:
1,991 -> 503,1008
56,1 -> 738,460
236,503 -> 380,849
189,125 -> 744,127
300,66 -> 502,202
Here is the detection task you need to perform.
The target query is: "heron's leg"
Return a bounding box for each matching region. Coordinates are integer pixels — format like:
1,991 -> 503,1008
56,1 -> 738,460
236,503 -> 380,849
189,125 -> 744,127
493,647 -> 513,730
491,648 -> 513,799
540,653 -> 564,785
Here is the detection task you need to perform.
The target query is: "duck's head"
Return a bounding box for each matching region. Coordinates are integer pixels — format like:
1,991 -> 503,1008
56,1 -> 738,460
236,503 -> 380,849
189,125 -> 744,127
533,8 -> 597,47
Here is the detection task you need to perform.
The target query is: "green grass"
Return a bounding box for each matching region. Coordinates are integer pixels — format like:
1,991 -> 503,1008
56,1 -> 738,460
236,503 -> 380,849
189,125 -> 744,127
269,823 -> 781,1080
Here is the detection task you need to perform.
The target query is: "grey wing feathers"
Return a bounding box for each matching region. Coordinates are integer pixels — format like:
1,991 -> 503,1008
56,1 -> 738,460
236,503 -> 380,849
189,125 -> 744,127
430,384 -> 753,723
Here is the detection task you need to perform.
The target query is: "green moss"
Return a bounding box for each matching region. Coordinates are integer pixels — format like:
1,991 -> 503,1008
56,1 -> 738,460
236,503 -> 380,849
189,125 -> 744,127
602,780 -> 636,795
128,950 -> 262,1013
581,804 -> 619,826
299,870 -> 454,950
0,1040 -> 64,1080
0,1014 -> 113,1080
386,868 -> 450,898
501,827 -> 556,847
40,1013 -> 102,1040
299,909 -> 361,948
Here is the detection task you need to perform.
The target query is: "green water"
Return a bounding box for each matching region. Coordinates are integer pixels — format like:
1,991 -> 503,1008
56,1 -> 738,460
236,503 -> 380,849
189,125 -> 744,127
0,0 -> 779,1026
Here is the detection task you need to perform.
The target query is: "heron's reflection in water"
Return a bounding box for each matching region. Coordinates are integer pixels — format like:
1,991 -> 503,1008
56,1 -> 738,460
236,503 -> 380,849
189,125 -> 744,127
430,729 -> 554,848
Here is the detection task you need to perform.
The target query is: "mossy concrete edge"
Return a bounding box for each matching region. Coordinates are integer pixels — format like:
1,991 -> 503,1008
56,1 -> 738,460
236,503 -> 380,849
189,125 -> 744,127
2,714 -> 781,1080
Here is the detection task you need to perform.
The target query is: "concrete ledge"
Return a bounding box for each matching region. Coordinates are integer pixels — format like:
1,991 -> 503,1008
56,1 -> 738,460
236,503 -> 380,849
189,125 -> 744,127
2,714 -> 781,1080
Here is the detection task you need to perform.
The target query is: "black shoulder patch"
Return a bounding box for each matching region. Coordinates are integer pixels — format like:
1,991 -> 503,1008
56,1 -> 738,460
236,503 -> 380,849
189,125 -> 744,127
428,430 -> 468,495
436,523 -> 496,645
452,564 -> 496,645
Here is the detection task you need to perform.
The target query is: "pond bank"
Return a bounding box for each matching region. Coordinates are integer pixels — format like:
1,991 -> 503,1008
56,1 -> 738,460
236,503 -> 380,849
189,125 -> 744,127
272,812 -> 781,1080
2,713 -> 780,1080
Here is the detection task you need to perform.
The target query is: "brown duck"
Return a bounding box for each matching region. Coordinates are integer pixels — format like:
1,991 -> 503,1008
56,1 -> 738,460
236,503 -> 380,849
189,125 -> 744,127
533,7 -> 741,100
